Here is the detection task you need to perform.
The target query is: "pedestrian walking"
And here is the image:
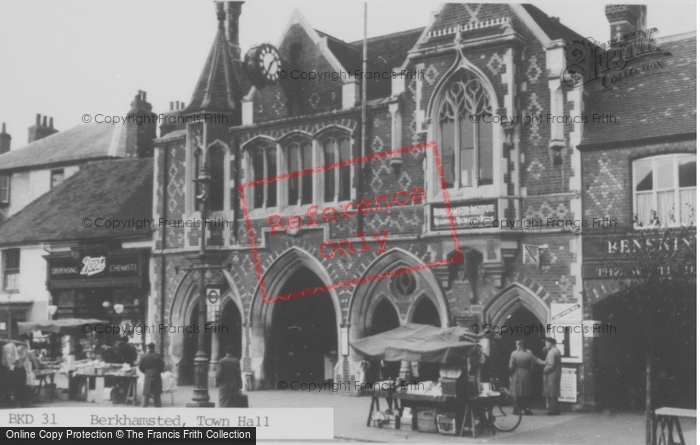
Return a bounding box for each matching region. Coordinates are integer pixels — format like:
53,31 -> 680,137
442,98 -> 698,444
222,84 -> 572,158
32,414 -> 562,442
216,345 -> 245,407
509,340 -> 539,415
139,342 -> 164,407
543,337 -> 562,415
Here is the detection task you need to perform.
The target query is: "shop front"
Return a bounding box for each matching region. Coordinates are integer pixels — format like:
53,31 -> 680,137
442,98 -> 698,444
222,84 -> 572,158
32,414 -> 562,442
44,248 -> 149,356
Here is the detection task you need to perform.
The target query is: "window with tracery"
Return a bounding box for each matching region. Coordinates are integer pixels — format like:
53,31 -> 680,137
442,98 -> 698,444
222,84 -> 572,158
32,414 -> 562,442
438,71 -> 494,188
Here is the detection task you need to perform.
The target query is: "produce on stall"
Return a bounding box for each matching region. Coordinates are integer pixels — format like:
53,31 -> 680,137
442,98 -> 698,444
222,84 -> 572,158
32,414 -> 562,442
351,323 -> 508,437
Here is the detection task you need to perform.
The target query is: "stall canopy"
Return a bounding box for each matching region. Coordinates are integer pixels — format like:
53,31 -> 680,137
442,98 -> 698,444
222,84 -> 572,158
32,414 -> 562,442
17,319 -> 109,335
350,323 -> 478,364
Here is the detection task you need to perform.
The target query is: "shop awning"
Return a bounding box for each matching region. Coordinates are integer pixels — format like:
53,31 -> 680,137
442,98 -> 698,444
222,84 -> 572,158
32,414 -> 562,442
17,318 -> 109,335
350,323 -> 478,364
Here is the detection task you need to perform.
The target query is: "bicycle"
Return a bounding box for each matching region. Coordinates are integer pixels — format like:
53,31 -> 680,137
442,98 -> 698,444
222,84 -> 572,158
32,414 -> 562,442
489,378 -> 522,432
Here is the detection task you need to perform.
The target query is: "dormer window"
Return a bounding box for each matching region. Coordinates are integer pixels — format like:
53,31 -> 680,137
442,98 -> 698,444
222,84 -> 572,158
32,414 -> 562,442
438,71 -> 493,188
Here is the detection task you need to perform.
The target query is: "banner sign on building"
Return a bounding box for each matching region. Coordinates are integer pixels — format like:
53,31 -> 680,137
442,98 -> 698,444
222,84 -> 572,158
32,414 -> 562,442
48,254 -> 143,281
431,200 -> 497,231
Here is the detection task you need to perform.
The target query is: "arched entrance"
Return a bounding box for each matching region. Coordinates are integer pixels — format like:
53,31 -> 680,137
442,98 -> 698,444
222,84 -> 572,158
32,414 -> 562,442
489,307 -> 545,399
249,247 -> 341,389
218,298 -> 242,361
366,298 -> 401,382
484,283 -> 550,403
266,266 -> 337,385
169,277 -> 244,386
348,248 -> 450,384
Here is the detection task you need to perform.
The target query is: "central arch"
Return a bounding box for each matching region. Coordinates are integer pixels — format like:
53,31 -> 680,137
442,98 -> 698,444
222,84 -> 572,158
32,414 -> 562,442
249,247 -> 342,389
348,248 -> 450,368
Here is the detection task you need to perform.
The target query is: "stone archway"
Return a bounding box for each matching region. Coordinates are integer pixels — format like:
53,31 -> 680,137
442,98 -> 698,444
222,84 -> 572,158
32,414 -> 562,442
347,248 -> 449,380
248,247 -> 341,389
484,282 -> 550,327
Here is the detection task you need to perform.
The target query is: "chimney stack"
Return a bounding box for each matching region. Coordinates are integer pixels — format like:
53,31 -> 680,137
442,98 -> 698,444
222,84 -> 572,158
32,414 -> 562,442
160,100 -> 187,138
225,2 -> 244,61
0,123 -> 11,155
125,90 -> 157,158
605,5 -> 646,41
28,113 -> 58,143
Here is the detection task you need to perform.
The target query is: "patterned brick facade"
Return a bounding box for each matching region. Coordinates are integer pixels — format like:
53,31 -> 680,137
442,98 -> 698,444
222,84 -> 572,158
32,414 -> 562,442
151,3 -> 594,410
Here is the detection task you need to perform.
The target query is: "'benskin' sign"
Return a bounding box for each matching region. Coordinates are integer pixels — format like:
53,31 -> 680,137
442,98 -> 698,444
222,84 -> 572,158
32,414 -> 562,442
48,254 -> 142,281
583,232 -> 696,279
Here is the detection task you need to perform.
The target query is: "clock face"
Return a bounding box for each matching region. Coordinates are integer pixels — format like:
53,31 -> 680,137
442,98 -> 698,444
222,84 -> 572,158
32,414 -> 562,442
244,44 -> 283,88
260,46 -> 280,82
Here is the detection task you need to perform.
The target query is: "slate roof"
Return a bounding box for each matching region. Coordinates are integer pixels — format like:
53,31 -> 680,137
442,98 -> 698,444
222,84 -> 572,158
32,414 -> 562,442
317,27 -> 424,100
183,15 -> 241,115
521,4 -> 584,43
580,33 -> 697,148
0,158 -> 153,246
0,123 -> 123,172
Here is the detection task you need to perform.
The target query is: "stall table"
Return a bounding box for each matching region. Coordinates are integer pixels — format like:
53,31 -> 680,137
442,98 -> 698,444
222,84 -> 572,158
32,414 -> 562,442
654,407 -> 696,445
366,389 -> 500,438
33,370 -> 58,402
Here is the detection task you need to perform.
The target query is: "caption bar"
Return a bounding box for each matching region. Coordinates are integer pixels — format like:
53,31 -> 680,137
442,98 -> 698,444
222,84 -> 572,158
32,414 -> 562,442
0,408 -> 333,441
3,427 -> 255,442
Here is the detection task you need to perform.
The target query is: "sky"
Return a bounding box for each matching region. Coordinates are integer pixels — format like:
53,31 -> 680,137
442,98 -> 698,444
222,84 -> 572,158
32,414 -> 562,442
0,0 -> 696,150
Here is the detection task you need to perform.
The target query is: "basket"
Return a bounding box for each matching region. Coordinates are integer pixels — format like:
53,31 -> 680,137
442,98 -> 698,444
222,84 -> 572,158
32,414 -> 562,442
416,409 -> 438,433
436,413 -> 456,435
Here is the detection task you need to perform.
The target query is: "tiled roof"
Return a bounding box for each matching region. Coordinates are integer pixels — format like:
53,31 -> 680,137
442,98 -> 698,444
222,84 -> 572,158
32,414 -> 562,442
0,123 -> 121,172
521,4 -> 584,43
317,27 -> 424,100
580,34 -> 697,148
0,158 -> 153,245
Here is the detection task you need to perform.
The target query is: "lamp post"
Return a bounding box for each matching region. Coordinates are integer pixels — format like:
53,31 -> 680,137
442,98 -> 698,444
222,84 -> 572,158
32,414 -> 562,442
186,166 -> 216,407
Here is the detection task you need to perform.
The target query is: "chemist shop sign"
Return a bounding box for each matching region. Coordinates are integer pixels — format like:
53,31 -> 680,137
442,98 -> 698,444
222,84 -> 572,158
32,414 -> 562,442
48,254 -> 143,281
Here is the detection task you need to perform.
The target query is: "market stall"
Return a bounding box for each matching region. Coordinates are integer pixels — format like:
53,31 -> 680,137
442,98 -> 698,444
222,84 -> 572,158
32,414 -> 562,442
351,323 -> 505,438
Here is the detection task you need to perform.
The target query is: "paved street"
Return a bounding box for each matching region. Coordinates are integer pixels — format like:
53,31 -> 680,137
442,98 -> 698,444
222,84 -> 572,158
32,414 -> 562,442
27,386 -> 697,444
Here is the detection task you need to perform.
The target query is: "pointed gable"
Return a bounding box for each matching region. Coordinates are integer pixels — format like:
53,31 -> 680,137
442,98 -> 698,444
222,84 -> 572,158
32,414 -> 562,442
184,5 -> 239,115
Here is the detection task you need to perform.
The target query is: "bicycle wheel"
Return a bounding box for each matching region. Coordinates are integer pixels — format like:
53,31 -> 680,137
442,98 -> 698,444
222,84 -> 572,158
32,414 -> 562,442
492,391 -> 522,432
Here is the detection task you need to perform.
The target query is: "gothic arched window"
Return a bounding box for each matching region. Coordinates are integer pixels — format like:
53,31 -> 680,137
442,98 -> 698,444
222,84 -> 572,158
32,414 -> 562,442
438,71 -> 494,188
251,143 -> 277,209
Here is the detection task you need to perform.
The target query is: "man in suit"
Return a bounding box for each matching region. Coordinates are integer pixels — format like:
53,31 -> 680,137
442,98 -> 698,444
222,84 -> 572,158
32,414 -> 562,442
543,337 -> 562,415
216,345 -> 243,407
139,343 -> 164,407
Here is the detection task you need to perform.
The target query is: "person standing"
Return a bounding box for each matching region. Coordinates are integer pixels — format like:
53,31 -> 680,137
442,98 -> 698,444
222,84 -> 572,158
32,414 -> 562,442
139,343 -> 164,407
117,337 -> 138,366
509,340 -> 539,415
469,344 -> 486,393
216,345 -> 244,407
543,337 -> 562,415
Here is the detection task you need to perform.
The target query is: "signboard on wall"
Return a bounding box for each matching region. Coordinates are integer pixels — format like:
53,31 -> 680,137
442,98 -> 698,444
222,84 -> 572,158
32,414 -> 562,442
559,368 -> 577,403
431,200 -> 497,231
551,325 -> 583,363
48,254 -> 143,281
551,304 -> 582,323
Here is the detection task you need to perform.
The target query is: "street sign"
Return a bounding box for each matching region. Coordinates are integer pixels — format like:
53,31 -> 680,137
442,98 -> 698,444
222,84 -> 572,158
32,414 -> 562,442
207,288 -> 220,304
206,288 -> 221,322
